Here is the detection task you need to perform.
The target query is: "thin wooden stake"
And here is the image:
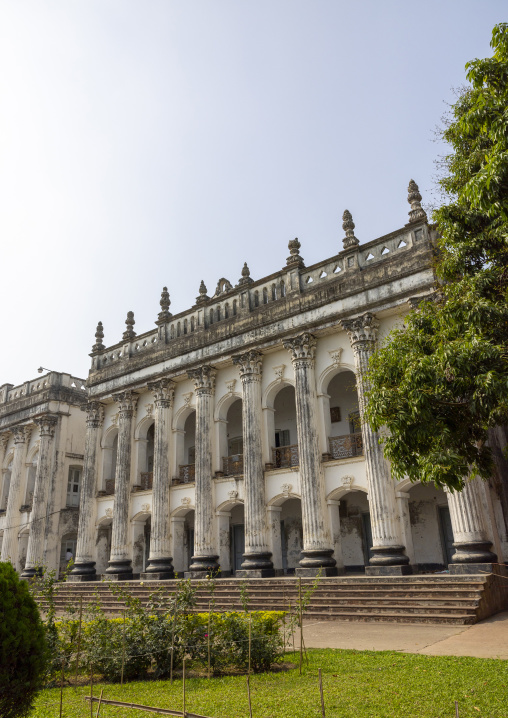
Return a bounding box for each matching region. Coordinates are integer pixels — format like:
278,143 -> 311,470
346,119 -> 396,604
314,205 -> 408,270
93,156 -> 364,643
74,595 -> 83,687
248,613 -> 252,675
121,609 -> 126,685
90,665 -> 93,718
298,577 -> 303,675
182,659 -> 186,718
95,688 -> 104,718
318,668 -> 325,718
455,701 -> 459,718
246,675 -> 253,718
59,660 -> 64,718
207,602 -> 211,679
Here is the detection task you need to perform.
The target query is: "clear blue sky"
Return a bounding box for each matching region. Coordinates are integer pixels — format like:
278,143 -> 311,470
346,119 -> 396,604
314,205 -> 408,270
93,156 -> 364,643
0,2 -> 505,385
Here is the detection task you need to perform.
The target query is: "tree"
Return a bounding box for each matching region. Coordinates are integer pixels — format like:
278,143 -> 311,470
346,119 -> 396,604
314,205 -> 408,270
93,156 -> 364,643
0,562 -> 47,718
365,23 -> 508,491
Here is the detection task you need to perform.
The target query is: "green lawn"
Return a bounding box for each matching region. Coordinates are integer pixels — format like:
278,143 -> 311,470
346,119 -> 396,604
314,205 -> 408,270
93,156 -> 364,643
31,649 -> 507,718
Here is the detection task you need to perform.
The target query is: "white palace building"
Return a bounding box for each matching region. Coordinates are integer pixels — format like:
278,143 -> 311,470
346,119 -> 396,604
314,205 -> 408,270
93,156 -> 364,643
1,182 -> 507,581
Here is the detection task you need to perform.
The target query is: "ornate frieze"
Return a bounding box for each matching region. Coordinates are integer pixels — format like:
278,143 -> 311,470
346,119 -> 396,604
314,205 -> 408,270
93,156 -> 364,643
148,378 -> 175,408
188,365 -> 216,394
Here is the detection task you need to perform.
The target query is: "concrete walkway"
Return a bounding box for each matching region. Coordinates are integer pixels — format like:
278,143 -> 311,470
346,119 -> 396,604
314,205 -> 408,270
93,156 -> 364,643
302,611 -> 508,659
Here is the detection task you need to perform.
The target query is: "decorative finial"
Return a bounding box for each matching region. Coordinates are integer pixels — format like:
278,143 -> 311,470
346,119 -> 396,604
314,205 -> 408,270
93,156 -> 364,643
237,262 -> 254,286
407,180 -> 427,223
342,210 -> 359,249
92,321 -> 105,352
157,286 -> 172,323
123,311 -> 136,341
286,238 -> 305,268
195,280 -> 209,305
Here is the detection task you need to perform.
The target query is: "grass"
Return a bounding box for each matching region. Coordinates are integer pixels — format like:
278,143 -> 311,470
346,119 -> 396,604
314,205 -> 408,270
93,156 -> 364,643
31,649 -> 507,718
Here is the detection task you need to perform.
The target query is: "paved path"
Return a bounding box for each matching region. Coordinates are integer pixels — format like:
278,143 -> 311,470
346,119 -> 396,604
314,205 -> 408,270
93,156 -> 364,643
301,611 -> 508,659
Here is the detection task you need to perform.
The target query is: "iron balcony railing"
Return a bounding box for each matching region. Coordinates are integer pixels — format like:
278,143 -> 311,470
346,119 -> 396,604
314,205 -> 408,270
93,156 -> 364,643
272,444 -> 299,469
328,432 -> 363,459
222,454 -> 244,476
139,472 -> 153,490
178,464 -> 196,483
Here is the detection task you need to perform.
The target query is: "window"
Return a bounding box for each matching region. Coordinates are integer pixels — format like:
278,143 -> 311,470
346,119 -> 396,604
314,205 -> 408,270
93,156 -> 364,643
209,309 -> 214,325
225,303 -> 230,319
254,291 -> 259,307
275,429 -> 291,447
66,467 -> 82,507
190,316 -> 195,332
233,300 -> 237,315
263,288 -> 268,304
184,319 -> 188,334
280,281 -> 286,297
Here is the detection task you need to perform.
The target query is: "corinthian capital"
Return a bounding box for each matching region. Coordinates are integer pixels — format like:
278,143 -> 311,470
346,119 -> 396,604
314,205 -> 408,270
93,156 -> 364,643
13,425 -> 30,444
35,415 -> 58,438
283,333 -> 317,363
232,350 -> 263,379
188,365 -> 216,394
0,432 -> 10,452
113,391 -> 138,416
82,401 -> 105,428
341,313 -> 379,348
148,378 -> 175,407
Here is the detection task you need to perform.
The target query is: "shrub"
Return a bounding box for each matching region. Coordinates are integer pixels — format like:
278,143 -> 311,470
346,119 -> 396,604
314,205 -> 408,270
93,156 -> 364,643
0,562 -> 47,718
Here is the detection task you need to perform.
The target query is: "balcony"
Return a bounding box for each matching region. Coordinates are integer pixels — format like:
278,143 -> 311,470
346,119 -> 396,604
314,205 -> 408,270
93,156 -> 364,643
271,444 -> 299,469
175,464 -> 195,484
103,479 -> 115,496
222,454 -> 243,477
328,432 -> 363,460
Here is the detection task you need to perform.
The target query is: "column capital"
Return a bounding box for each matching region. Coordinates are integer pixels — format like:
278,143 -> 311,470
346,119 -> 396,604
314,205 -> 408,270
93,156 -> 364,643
283,332 -> 316,363
341,312 -> 379,349
0,432 -> 10,451
232,350 -> 263,379
13,425 -> 31,444
147,378 -> 175,408
81,401 -> 105,428
188,365 -> 216,394
113,390 -> 138,416
34,414 -> 58,437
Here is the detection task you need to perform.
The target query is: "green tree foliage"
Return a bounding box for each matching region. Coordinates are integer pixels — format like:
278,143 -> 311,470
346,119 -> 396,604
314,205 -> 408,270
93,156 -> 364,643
366,24 -> 508,491
0,562 -> 47,718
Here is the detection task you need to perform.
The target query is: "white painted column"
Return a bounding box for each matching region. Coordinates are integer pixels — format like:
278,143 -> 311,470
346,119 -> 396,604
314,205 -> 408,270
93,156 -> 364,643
22,416 -> 58,577
106,391 -> 138,579
267,505 -> 283,571
261,407 -> 275,467
233,350 -> 274,577
342,313 -> 410,575
446,478 -> 497,571
317,393 -> 332,456
70,401 -> 104,581
283,333 -> 337,576
327,499 -> 345,573
186,366 -> 219,575
143,379 -> 175,578
1,426 -> 30,567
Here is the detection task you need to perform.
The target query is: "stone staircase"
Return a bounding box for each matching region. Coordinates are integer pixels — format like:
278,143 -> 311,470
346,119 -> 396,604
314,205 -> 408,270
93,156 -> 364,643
36,574 -> 508,625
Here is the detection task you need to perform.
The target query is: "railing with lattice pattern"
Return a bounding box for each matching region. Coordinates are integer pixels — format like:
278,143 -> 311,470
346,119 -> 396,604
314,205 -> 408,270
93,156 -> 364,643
179,464 -> 195,483
222,454 -> 244,476
272,444 -> 299,469
328,432 -> 363,459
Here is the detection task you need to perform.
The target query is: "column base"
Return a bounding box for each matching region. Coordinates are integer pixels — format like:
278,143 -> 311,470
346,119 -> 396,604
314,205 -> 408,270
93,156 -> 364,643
236,568 -> 276,578
186,554 -> 220,578
20,566 -> 43,579
240,552 -> 274,572
143,558 -> 175,579
450,541 -> 497,564
449,562 -> 505,576
105,559 -> 133,580
295,567 -> 339,577
140,571 -> 174,581
365,565 -> 413,576
369,545 -> 410,567
69,561 -> 97,580
298,548 -> 337,571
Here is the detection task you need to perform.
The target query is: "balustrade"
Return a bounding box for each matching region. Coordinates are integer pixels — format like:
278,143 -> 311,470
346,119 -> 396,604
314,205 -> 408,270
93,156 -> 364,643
139,471 -> 153,490
272,444 -> 299,469
328,432 -> 363,459
104,479 -> 115,495
222,454 -> 244,476
178,464 -> 195,483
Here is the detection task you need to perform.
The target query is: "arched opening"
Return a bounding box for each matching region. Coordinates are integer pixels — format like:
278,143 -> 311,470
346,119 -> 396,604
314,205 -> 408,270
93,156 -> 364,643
229,503 -> 245,574
132,514 -> 151,574
136,421 -> 154,490
59,532 -> 78,578
1,459 -> 13,512
101,429 -> 118,495
177,321 -> 181,337
171,509 -> 196,573
254,291 -> 259,307
23,455 -> 37,509
272,385 -> 298,468
191,316 -> 195,332
233,300 -> 237,316
263,287 -> 268,304
96,518 -> 112,576
216,306 -> 221,322
221,398 -> 243,476
271,284 -> 277,301
407,482 -> 451,570
178,411 -> 196,483
209,309 -> 214,325
280,280 -> 286,298
326,371 -> 362,459
225,303 -> 230,319
184,318 -> 188,335
280,498 -> 303,574
339,490 -> 372,572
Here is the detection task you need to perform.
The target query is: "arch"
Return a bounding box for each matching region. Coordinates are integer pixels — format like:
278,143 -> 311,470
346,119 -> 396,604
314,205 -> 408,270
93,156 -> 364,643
216,497 -> 244,513
96,513 -> 113,527
2,451 -> 14,470
177,321 -> 181,337
134,415 -> 155,441
225,303 -> 230,319
209,309 -> 214,325
271,284 -> 277,301
327,483 -> 368,502
102,424 -> 119,449
263,287 -> 268,304
173,403 -> 196,432
184,318 -> 188,334
254,290 -> 259,307
170,503 -> 195,519
214,391 -> 242,422
131,508 -> 152,522
190,316 -> 195,332
233,300 -> 237,316
26,444 -> 39,464
317,362 -> 357,396
262,377 -> 296,410
268,491 -> 301,507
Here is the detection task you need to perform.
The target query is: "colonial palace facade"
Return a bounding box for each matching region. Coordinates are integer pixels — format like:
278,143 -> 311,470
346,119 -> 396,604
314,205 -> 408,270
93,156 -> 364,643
1,182 -> 507,580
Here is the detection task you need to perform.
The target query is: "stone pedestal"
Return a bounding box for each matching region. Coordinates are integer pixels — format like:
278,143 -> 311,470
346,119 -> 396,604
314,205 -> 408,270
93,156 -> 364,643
283,333 -> 337,576
342,314 -> 411,572
449,562 -> 502,575
144,379 -> 175,579
105,392 -> 137,579
365,563 -> 413,576
21,416 -> 58,578
233,350 -> 274,577
1,426 -> 30,567
70,402 -> 104,581
186,366 -> 220,575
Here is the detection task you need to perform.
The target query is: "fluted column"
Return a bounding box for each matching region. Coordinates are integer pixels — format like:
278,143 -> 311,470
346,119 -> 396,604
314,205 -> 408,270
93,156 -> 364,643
186,366 -> 219,576
1,426 -> 30,567
69,402 -> 104,581
106,391 -> 137,579
342,313 -> 411,575
233,350 -> 274,577
142,378 -> 175,579
21,416 -> 58,577
283,333 -> 337,576
446,478 -> 497,573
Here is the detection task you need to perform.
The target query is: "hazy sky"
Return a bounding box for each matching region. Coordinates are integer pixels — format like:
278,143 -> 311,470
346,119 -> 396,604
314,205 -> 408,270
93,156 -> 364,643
0,2 -> 505,386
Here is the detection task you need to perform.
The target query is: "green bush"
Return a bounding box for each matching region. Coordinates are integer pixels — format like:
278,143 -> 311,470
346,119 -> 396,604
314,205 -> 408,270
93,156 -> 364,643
0,562 -> 47,718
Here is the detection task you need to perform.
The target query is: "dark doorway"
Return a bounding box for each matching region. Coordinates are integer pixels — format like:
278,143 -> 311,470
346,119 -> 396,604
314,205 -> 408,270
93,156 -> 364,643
361,512 -> 373,565
438,506 -> 455,565
231,524 -> 245,573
